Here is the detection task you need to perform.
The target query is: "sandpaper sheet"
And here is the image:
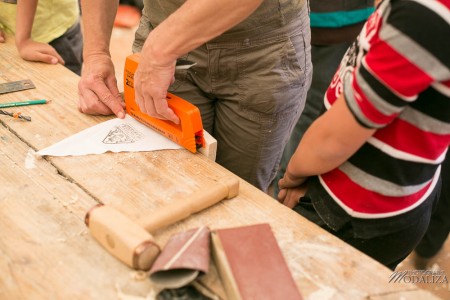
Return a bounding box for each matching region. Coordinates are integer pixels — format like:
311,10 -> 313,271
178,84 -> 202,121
36,114 -> 182,156
211,223 -> 302,300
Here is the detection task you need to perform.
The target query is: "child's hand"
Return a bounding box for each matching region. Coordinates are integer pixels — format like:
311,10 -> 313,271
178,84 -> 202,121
277,181 -> 309,208
0,29 -> 5,43
17,39 -> 65,65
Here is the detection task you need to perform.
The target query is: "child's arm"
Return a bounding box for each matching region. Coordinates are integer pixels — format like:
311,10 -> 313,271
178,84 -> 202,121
14,0 -> 36,46
15,0 -> 64,65
0,28 -> 5,43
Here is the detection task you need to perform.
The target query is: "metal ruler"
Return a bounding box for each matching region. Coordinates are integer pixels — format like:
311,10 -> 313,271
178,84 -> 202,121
0,79 -> 35,94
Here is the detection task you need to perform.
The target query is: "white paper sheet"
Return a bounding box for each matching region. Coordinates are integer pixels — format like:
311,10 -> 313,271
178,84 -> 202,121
37,114 -> 182,157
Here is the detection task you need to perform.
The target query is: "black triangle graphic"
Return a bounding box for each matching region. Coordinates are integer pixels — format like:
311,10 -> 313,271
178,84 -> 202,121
103,124 -> 142,144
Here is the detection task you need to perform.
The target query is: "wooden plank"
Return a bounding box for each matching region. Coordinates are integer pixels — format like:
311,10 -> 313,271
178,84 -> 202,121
0,125 -> 158,299
0,34 -> 440,299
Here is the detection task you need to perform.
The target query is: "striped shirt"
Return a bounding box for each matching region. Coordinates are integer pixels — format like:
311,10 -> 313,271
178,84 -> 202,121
322,0 -> 450,219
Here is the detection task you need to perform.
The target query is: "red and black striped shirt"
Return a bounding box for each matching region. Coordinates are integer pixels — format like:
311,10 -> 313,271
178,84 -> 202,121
321,0 -> 450,218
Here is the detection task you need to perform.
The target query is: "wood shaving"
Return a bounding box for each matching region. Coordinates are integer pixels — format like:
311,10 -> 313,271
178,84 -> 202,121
115,283 -> 156,300
130,270 -> 148,281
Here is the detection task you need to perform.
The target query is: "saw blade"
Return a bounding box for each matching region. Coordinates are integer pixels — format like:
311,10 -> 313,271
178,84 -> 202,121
0,79 -> 36,94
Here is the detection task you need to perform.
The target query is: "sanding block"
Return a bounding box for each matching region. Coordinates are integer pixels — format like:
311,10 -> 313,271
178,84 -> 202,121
149,226 -> 211,288
211,223 -> 302,300
124,53 -> 216,160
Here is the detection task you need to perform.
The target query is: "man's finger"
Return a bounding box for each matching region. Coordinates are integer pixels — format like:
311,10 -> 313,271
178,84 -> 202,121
88,77 -> 124,118
154,96 -> 179,124
78,88 -> 113,115
98,91 -> 125,118
105,73 -> 121,99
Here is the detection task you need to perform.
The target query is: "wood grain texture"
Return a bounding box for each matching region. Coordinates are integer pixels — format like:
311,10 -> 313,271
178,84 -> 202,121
0,34 -> 441,300
0,126 -> 155,299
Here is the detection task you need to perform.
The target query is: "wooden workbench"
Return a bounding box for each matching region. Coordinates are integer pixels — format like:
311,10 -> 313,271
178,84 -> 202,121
0,36 -> 440,299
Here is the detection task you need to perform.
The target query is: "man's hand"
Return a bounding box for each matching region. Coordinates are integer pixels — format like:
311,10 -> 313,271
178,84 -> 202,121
134,56 -> 180,124
16,39 -> 64,65
78,54 -> 125,118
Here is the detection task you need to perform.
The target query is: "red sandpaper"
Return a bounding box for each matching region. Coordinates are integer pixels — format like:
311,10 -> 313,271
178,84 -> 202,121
211,223 -> 302,300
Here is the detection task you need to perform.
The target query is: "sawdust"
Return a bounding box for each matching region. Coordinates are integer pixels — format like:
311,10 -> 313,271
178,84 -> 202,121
62,200 -> 78,208
274,230 -> 371,298
307,286 -> 369,300
430,263 -> 441,271
130,270 -> 149,281
307,287 -> 337,300
25,149 -> 36,169
115,283 -> 156,300
62,195 -> 78,208
276,231 -> 343,279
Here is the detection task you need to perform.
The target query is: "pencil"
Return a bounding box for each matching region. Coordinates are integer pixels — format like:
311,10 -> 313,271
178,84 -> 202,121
0,99 -> 51,108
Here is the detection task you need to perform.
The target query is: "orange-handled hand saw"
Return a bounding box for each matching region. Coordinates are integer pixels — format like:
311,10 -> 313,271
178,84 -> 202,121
123,53 -> 216,159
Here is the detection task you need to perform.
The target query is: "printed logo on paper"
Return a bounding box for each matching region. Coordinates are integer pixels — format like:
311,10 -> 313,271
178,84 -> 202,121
103,124 -> 143,144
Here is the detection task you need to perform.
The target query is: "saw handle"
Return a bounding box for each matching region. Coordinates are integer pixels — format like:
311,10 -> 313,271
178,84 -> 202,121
139,176 -> 239,232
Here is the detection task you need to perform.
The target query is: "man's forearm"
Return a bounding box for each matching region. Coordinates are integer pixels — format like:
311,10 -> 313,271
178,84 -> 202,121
80,0 -> 119,57
142,0 -> 263,65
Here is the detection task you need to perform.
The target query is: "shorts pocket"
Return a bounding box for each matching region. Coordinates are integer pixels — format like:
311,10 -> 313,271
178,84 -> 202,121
236,33 -> 309,115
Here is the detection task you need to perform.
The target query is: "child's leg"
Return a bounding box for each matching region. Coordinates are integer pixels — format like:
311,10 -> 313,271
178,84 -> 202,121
415,154 -> 450,259
293,194 -> 437,270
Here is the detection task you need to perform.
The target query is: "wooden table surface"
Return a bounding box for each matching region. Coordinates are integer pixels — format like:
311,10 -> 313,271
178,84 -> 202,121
0,36 -> 440,300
